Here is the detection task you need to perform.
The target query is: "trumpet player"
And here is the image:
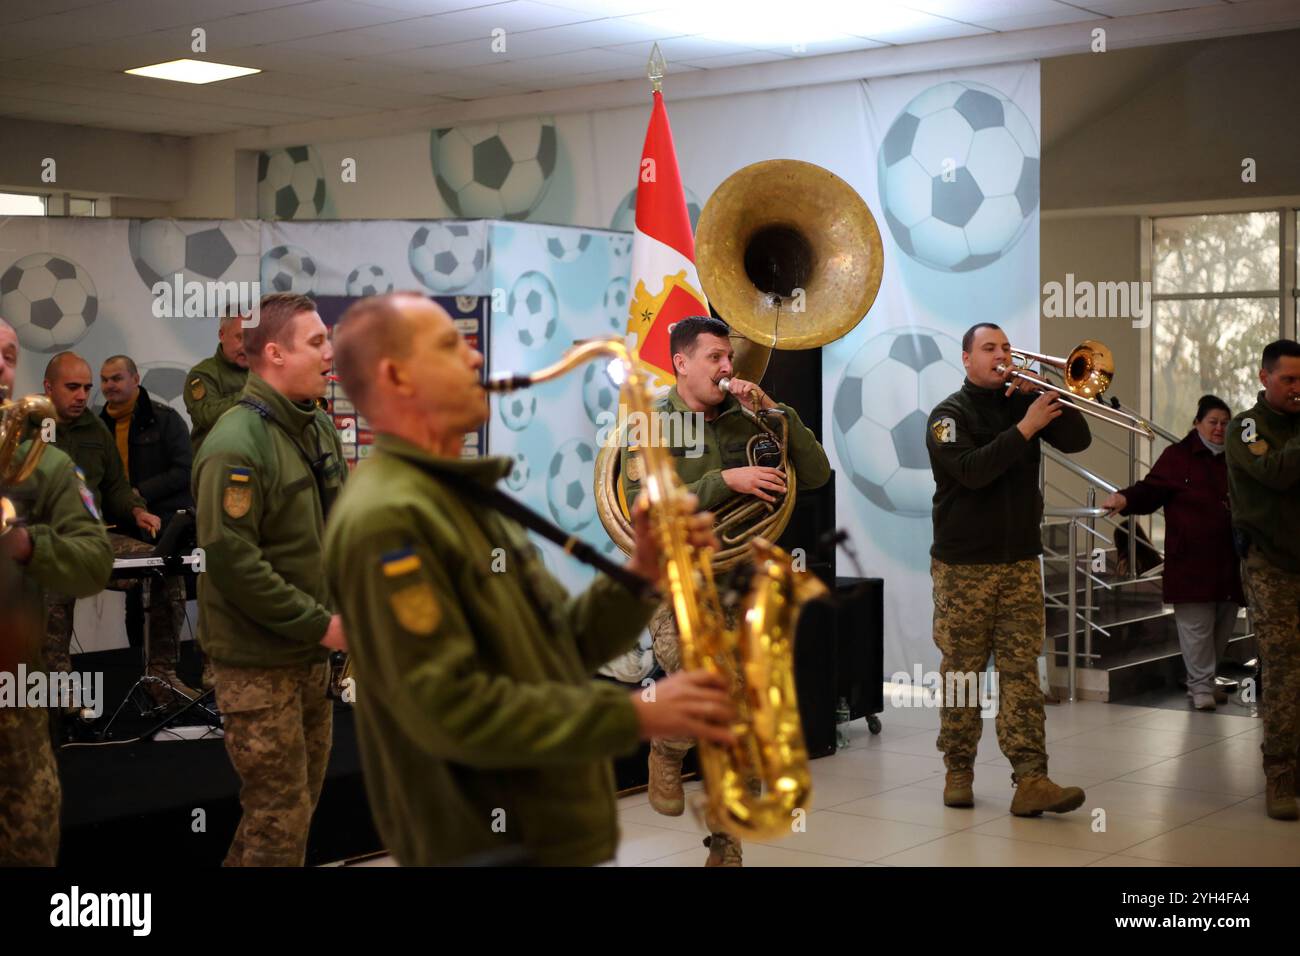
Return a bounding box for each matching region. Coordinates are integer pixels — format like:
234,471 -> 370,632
925,323 -> 1090,815
1226,338 -> 1300,820
323,293 -> 734,866
620,314 -> 830,866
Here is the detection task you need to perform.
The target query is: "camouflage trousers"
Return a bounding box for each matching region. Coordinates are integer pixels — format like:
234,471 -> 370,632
0,705 -> 61,865
1241,551 -> 1300,774
649,601 -> 759,834
931,558 -> 1048,778
212,660 -> 333,867
43,533 -> 187,690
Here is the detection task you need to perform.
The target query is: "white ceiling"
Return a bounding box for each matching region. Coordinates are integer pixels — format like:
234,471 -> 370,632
0,0 -> 1271,136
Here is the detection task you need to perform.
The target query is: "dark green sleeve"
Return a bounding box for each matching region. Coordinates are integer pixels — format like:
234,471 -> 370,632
621,444 -> 732,513
27,457 -> 112,598
927,403 -> 1029,490
194,448 -> 331,645
99,430 -> 146,525
563,573 -> 659,673
184,371 -> 241,437
1227,419 -> 1300,491
337,531 -> 642,769
777,403 -> 831,490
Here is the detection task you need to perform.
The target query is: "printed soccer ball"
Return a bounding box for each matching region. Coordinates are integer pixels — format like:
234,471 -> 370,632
346,264 -> 393,297
260,245 -> 318,294
257,146 -> 327,220
505,453 -> 531,492
603,277 -> 629,332
877,81 -> 1038,272
832,327 -> 963,516
127,220 -> 258,294
0,253 -> 97,352
499,392 -> 537,432
137,361 -> 192,426
430,117 -> 558,220
507,271 -> 557,348
609,185 -> 702,233
545,232 -> 591,263
409,223 -> 485,293
581,361 -> 619,426
607,234 -> 632,260
546,438 -> 596,532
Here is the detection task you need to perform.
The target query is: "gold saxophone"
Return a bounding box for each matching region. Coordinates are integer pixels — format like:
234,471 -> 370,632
1,386 -> 57,537
489,337 -> 826,841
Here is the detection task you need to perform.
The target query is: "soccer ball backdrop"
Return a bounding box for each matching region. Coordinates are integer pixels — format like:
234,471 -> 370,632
610,185 -> 702,233
260,245 -> 318,294
546,438 -> 597,532
507,271 -> 558,348
832,326 -> 963,517
137,361 -> 193,425
603,277 -> 629,332
877,81 -> 1039,273
409,224 -> 486,293
430,117 -> 558,220
580,361 -> 619,426
0,253 -> 98,352
346,263 -> 393,297
258,146 -> 327,220
499,391 -> 537,432
127,220 -> 258,292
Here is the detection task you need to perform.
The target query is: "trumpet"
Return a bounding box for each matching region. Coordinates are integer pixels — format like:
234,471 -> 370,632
997,340 -> 1155,439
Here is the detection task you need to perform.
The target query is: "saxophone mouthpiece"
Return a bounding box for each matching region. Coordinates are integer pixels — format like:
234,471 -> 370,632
486,374 -> 533,393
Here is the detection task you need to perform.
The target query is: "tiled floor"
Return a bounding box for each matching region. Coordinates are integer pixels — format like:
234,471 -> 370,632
613,696 -> 1300,868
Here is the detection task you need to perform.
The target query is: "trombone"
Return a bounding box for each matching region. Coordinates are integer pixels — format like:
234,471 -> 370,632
996,340 -> 1155,439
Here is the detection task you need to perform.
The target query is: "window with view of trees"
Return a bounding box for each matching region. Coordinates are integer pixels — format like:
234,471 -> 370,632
1150,212 -> 1283,430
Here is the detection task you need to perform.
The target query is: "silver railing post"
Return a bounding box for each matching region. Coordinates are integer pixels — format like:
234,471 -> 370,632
1085,486 -> 1096,668
1127,428 -> 1137,579
1067,517 -> 1078,702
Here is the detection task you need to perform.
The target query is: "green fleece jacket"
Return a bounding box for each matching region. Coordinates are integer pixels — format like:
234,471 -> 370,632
4,442 -> 113,668
192,372 -> 345,668
323,434 -> 656,866
1226,391 -> 1300,572
49,408 -> 146,529
620,385 -> 830,513
184,345 -> 249,454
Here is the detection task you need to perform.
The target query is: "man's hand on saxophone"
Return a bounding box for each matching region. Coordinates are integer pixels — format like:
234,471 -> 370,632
624,492 -> 717,585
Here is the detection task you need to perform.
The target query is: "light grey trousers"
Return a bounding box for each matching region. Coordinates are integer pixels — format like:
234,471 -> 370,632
1172,602 -> 1238,695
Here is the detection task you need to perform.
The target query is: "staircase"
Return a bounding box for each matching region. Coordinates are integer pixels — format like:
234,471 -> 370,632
1038,404 -> 1256,702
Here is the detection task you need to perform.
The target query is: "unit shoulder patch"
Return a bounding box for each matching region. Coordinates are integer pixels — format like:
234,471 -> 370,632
381,548 -> 439,634
222,466 -> 253,518
190,377 -> 206,401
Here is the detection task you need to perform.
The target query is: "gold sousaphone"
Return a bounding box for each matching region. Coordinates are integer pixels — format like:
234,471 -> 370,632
595,159 -> 884,568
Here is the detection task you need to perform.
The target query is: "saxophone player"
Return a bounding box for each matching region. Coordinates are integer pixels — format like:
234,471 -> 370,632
323,292 -> 734,866
620,314 -> 831,866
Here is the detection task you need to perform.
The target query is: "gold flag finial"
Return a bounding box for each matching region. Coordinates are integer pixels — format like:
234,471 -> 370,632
646,42 -> 666,93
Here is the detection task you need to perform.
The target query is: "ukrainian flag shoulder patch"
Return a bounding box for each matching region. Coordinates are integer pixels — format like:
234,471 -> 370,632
381,547 -> 422,578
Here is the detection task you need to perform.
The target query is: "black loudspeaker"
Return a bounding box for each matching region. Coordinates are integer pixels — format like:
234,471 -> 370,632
795,598 -> 838,758
835,578 -> 885,721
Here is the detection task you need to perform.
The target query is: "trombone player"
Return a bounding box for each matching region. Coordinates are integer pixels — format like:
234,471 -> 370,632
621,314 -> 831,866
925,323 -> 1090,815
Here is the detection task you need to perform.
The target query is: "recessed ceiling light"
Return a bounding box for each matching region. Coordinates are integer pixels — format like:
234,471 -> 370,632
125,58 -> 260,84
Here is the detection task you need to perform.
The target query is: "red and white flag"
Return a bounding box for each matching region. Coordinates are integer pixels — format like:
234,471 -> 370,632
624,90 -> 708,386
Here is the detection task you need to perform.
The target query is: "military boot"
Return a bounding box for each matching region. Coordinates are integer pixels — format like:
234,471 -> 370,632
1264,761 -> 1298,821
1010,773 -> 1086,816
944,768 -> 975,808
703,833 -> 742,867
145,664 -> 203,708
648,745 -> 685,816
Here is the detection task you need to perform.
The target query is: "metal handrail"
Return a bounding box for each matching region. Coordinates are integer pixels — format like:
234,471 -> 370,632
1042,449 -> 1119,493
1109,398 -> 1182,444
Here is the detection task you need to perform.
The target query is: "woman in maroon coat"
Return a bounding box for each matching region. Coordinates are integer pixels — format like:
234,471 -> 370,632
1102,395 -> 1245,711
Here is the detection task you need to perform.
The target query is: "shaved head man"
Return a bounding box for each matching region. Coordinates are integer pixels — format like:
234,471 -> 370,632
323,291 -> 731,867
